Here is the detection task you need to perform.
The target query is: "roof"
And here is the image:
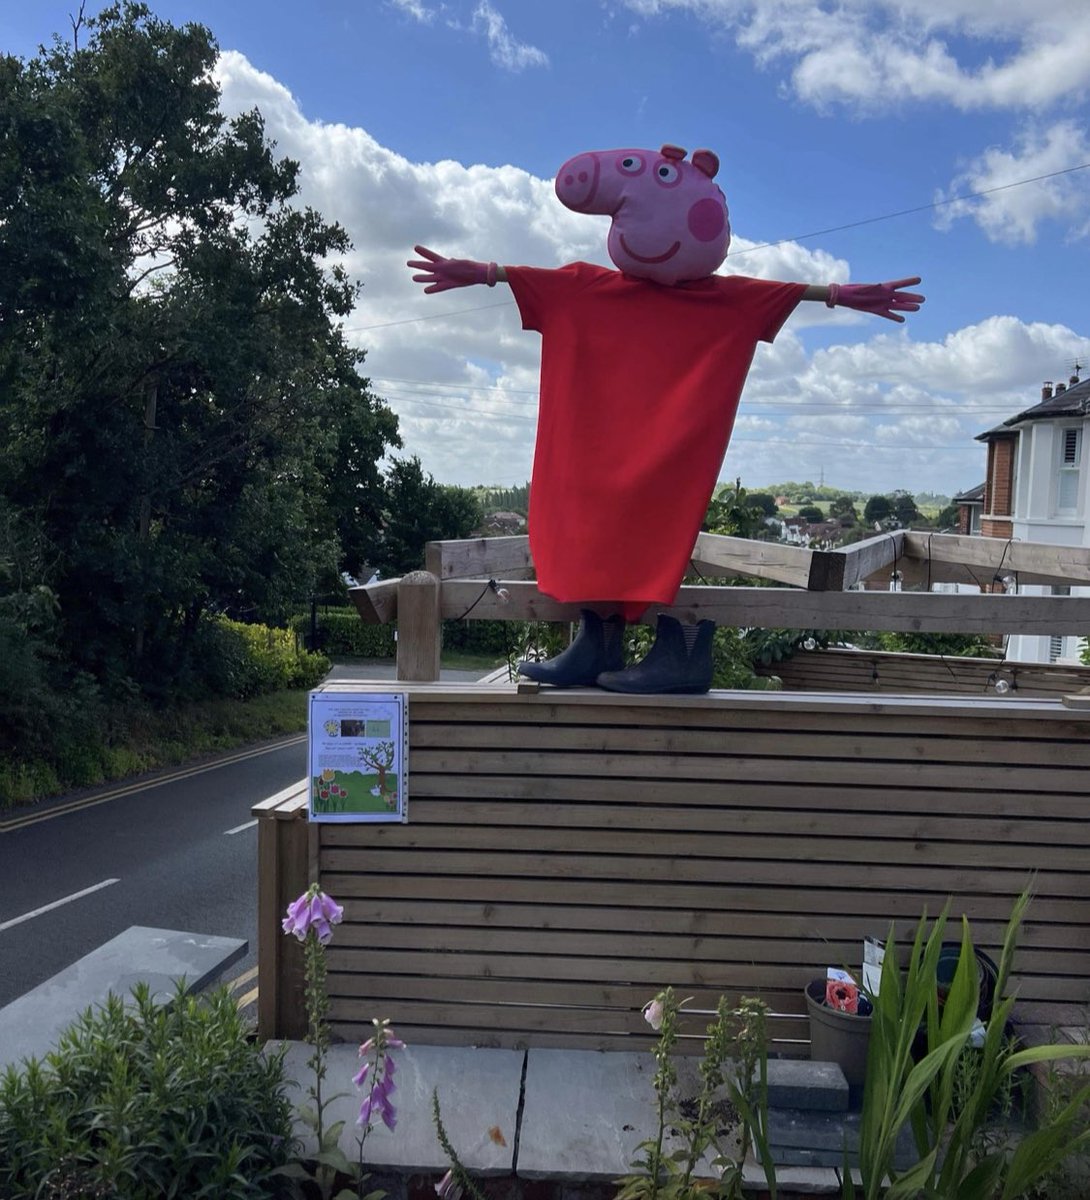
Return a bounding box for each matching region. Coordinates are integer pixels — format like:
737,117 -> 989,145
953,482 -> 985,503
976,376 -> 1090,441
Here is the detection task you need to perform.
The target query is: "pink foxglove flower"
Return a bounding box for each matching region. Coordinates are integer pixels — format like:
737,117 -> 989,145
356,1019 -> 404,1131
281,885 -> 344,943
643,996 -> 665,1031
435,1168 -> 463,1200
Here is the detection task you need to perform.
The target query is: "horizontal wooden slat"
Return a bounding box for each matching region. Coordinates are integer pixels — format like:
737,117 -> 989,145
765,648 -> 1090,699
407,747 -> 1090,795
321,847 -> 1075,896
322,823 -> 1090,871
314,680 -> 1090,727
409,773 -> 1090,819
690,532 -> 815,588
406,719 -> 1090,768
332,899 -> 1090,950
902,531 -> 1090,588
369,800 -> 1090,849
436,580 -> 1090,634
322,873 -> 1090,925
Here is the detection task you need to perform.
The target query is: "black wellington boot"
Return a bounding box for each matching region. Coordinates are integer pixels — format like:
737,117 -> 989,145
596,614 -> 714,695
517,610 -> 625,688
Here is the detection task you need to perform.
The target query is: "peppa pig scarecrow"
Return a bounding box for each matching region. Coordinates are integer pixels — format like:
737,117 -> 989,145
408,144 -> 924,694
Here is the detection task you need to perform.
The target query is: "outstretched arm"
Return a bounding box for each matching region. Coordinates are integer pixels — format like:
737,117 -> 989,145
407,245 -> 509,294
803,277 -> 924,323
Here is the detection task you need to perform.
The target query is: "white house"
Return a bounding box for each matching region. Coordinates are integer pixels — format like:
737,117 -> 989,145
974,372 -> 1089,665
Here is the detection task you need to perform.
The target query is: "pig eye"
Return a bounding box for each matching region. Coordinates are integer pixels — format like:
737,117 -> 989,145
618,154 -> 645,175
655,162 -> 681,186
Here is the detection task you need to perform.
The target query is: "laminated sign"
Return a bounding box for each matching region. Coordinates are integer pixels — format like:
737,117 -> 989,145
308,692 -> 408,823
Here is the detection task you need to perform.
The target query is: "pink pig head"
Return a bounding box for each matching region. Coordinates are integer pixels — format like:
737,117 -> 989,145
554,144 -> 731,285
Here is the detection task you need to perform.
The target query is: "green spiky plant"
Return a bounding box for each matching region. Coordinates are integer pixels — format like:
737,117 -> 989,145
845,890 -> 1090,1200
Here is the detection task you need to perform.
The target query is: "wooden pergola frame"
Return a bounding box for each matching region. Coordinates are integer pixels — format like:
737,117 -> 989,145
348,530 -> 1090,680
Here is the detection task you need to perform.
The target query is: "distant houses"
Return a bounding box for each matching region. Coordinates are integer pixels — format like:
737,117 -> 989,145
959,371 -> 1089,665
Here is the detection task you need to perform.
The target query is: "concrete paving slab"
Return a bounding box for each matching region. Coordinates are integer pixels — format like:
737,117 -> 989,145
0,926 -> 246,1071
517,1048 -> 730,1182
274,1041 -> 522,1174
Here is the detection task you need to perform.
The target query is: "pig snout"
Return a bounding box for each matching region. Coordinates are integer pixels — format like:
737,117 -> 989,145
555,153 -> 601,212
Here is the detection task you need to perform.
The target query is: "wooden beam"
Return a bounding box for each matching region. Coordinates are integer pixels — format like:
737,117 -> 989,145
690,533 -> 813,588
424,535 -> 535,580
902,532 -> 1090,588
438,579 -> 1090,635
348,579 -> 399,624
807,530 -> 906,591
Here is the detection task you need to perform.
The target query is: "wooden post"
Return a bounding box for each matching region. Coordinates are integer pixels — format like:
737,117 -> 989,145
253,784 -> 310,1041
397,570 -> 441,681
276,805 -> 310,1040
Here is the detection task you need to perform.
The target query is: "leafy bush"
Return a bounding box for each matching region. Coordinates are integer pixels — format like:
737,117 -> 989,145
442,618 -> 513,657
0,984 -> 295,1200
290,610 -> 396,658
197,617 -> 329,699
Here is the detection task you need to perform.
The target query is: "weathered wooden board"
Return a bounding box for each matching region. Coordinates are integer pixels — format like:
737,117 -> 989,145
436,581 -> 1090,634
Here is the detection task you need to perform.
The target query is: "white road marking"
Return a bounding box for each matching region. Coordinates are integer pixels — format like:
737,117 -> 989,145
0,878 -> 120,933
224,819 -> 259,835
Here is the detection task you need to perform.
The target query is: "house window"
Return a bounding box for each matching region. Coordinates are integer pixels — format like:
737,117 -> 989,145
1056,426 -> 1081,513
1048,634 -> 1065,663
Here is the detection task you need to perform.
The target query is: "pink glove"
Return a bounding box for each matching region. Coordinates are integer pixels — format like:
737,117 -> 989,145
825,277 -> 924,323
407,245 -> 498,294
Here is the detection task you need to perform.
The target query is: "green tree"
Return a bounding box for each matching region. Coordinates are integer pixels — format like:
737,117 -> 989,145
797,504 -> 824,521
892,491 -> 919,526
746,492 -> 779,517
372,456 -> 483,578
0,4 -> 398,694
936,503 -> 960,529
863,495 -> 894,524
829,494 -> 858,525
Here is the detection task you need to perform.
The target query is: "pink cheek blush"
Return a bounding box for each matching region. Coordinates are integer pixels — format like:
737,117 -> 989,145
688,197 -> 726,242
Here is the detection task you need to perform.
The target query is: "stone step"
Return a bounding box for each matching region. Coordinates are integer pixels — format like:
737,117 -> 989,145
764,1107 -> 916,1170
0,926 -> 247,1071
766,1059 -> 849,1113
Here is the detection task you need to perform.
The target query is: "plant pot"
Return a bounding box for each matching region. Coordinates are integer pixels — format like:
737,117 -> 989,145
806,979 -> 872,1089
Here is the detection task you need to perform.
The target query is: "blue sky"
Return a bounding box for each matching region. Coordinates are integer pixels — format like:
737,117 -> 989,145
5,0 -> 1090,495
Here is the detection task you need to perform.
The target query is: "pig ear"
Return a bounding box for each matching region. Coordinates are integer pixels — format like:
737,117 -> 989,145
660,143 -> 687,161
692,149 -> 719,179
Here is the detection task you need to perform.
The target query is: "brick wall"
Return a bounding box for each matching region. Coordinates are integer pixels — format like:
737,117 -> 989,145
985,436 -> 1016,517
982,517 -> 1014,538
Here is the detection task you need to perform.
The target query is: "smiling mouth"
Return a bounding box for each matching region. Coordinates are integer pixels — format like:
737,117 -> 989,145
619,235 -> 681,264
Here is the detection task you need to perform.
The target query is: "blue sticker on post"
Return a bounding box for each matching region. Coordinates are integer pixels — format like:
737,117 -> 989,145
308,692 -> 408,823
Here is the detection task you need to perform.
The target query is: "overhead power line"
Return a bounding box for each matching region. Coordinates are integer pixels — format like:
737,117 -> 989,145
728,160 -> 1090,258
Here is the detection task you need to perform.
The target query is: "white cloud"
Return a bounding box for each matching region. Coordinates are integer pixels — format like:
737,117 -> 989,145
471,2 -> 549,71
213,51 -> 1090,495
935,121 -> 1090,244
619,1 -> 1090,113
387,0 -> 436,21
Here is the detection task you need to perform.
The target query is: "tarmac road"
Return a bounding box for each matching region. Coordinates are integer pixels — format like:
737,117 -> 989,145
0,661 -> 490,1008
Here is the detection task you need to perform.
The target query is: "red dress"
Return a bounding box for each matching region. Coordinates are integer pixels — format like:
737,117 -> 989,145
506,263 -> 805,621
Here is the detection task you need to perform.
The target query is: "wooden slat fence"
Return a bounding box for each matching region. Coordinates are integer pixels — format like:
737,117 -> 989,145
761,648 -> 1090,699
258,685 -> 1090,1052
